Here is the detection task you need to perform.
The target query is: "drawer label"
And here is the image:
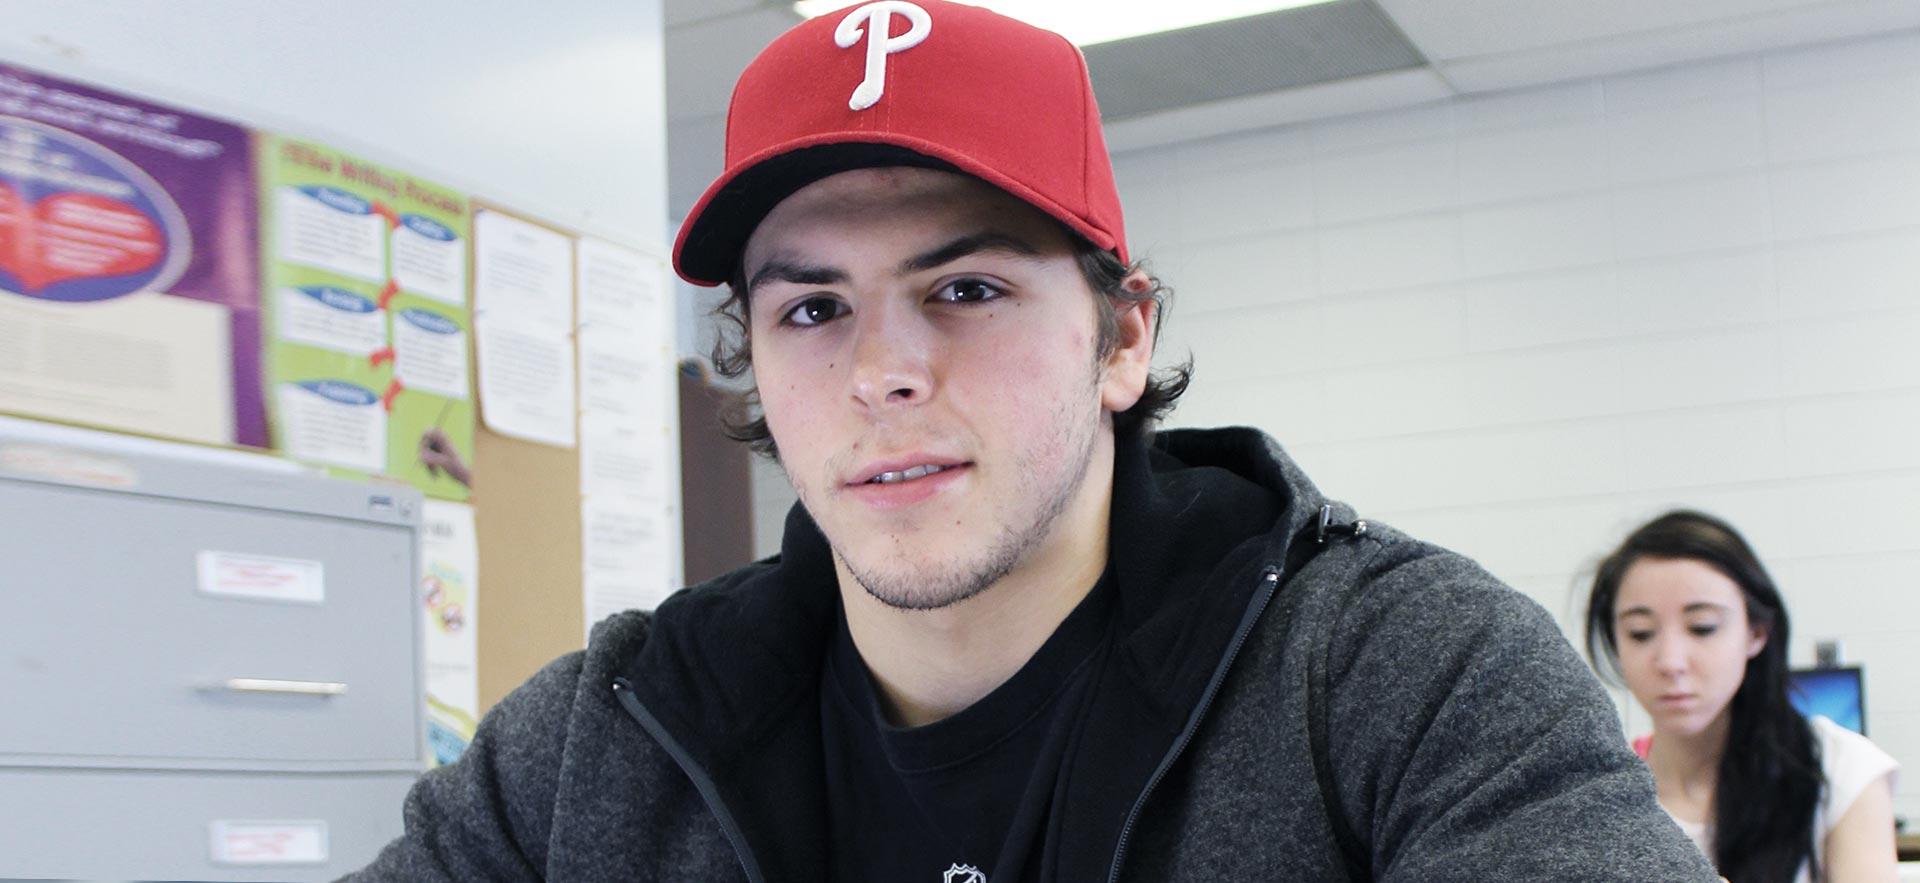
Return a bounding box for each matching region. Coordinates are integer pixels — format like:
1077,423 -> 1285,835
209,819 -> 329,864
196,551 -> 326,605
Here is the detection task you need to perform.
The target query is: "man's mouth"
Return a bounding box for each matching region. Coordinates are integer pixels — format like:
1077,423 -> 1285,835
866,463 -> 955,485
843,457 -> 971,510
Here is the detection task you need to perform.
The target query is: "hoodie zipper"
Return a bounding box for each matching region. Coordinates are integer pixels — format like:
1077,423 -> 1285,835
611,676 -> 768,883
1105,566 -> 1282,883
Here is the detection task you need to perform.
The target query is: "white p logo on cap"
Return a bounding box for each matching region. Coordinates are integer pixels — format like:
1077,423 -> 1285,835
835,1 -> 933,111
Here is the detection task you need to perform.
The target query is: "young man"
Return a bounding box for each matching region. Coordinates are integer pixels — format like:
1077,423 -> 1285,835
353,3 -> 1718,880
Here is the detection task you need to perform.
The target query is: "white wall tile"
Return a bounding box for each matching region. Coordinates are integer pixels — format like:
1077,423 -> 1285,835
1614,248 -> 1777,336
1457,120 -> 1610,206
1288,437 -> 1440,511
1317,422 -> 1632,511
1319,287 -> 1467,368
1317,215 -> 1463,295
1775,229 -> 1920,318
1604,57 -> 1762,112
1380,507 -> 1492,565
1654,481 -> 1792,552
1454,80 -> 1605,135
1762,29 -> 1920,90
1136,242 -> 1194,295
1113,151 -> 1185,255
1177,159 -> 1315,239
1766,73 -> 1920,164
1313,140 -> 1456,225
1771,153 -> 1920,241
1775,553 -> 1920,641
1318,359 -> 1472,440
1461,194 -> 1615,277
1111,148 -> 1182,192
1310,101 -> 1454,155
1780,391 -> 1920,476
1618,406 -> 1788,491
1778,310 -> 1920,397
1611,173 -> 1773,259
1607,96 -> 1767,184
1463,267 -> 1621,352
1167,231 -> 1319,312
1171,302 -> 1324,382
1467,345 -> 1626,425
1167,373 -> 1327,443
1617,328 -> 1783,410
1470,422 -> 1631,505
1181,122 -> 1315,170
1471,498 -> 1648,584
1784,471 -> 1920,558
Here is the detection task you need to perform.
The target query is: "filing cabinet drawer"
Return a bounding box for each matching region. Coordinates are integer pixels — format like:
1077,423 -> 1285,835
0,766 -> 414,882
0,478 -> 420,766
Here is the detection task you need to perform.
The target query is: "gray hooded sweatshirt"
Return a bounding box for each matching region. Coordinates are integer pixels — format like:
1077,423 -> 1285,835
348,427 -> 1717,882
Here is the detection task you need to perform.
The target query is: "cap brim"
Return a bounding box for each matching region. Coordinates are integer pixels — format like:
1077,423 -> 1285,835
674,141 -> 953,286
673,134 -> 1120,287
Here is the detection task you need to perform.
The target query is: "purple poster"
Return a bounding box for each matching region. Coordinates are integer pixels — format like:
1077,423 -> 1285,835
0,62 -> 265,447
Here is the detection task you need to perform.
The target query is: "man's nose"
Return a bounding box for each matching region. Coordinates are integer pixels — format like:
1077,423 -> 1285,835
847,302 -> 934,411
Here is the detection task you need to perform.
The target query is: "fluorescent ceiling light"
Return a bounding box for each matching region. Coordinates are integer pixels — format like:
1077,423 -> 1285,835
791,0 -> 1342,47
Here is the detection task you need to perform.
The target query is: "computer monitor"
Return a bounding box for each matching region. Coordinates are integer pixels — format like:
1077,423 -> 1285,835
1789,666 -> 1866,735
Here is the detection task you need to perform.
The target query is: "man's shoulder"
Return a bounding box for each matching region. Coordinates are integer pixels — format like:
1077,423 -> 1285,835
1315,522 -> 1547,634
1267,521 -> 1570,695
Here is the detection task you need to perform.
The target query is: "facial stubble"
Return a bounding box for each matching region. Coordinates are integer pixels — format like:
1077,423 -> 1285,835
815,367 -> 1106,612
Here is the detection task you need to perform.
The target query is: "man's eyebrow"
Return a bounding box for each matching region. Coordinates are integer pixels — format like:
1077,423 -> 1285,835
898,231 -> 1044,275
747,258 -> 849,298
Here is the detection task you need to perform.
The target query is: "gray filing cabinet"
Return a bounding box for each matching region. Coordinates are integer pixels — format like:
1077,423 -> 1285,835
0,428 -> 424,881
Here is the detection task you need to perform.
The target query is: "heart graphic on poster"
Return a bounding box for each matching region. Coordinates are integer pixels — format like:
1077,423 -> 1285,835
0,182 -> 166,293
0,116 -> 191,303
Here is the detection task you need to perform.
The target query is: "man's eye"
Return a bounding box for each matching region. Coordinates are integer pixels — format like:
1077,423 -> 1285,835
783,296 -> 846,327
934,278 -> 1004,304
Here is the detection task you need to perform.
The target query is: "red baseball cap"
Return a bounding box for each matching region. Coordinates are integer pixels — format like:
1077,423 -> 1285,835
672,0 -> 1129,286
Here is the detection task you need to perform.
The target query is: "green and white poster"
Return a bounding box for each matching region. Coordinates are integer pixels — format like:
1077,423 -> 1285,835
260,135 -> 474,500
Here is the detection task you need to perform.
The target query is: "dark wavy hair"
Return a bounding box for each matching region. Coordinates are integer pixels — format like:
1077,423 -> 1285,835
1585,510 -> 1821,883
707,233 -> 1192,459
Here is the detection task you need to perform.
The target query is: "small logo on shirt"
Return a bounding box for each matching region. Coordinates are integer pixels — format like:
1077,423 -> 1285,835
943,864 -> 986,883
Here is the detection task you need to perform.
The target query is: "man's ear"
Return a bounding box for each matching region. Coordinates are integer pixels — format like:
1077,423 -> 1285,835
1099,270 -> 1157,413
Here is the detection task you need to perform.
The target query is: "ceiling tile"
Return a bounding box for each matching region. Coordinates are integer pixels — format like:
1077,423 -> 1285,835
1429,1 -> 1920,93
1375,0 -> 1837,60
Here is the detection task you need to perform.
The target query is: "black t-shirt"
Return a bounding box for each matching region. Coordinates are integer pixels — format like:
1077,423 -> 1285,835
820,576 -> 1115,883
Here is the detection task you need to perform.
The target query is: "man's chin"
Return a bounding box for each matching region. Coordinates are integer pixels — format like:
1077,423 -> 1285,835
837,551 -> 1005,612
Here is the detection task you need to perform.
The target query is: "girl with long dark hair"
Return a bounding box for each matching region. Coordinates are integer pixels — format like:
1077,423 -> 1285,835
1586,510 -> 1899,882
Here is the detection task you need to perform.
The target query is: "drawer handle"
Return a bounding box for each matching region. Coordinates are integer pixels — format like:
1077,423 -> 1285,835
217,678 -> 349,697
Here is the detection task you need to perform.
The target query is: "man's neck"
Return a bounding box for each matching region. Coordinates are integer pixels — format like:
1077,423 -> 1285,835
837,446 -> 1115,729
